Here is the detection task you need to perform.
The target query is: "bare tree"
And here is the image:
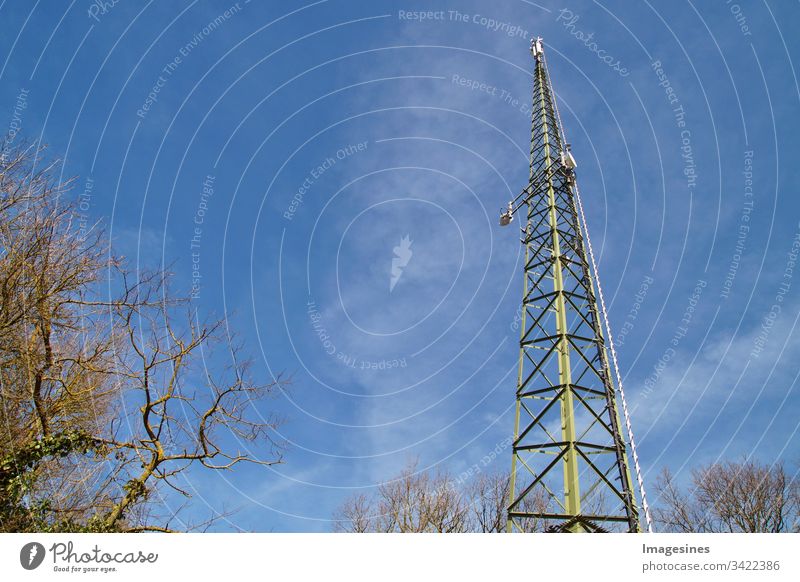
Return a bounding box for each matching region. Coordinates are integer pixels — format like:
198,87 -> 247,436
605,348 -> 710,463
333,493 -> 374,533
0,143 -> 288,532
334,461 -> 470,533
468,471 -> 509,533
469,471 -> 551,532
94,283 -> 288,533
333,464 -> 551,533
654,459 -> 800,533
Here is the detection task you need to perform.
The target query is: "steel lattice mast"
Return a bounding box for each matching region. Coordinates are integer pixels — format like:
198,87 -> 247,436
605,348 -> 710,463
503,38 -> 640,533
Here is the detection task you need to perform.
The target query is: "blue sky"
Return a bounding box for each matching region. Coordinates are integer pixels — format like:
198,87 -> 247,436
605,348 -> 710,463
2,0 -> 799,531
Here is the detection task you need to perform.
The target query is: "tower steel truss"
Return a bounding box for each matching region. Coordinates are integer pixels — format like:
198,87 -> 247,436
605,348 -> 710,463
505,39 -> 640,533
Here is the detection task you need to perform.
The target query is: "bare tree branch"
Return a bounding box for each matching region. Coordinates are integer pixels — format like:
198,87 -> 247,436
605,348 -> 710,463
1,142 -> 289,533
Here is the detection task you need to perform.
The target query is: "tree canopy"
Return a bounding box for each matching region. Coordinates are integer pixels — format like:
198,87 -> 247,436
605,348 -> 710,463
0,143 -> 287,532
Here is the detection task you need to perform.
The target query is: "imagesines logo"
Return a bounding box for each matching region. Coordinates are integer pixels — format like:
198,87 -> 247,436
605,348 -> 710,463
20,542 -> 46,570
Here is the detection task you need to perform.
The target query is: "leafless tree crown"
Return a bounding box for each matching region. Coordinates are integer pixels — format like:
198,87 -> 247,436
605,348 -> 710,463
0,144 -> 288,532
333,462 -> 549,533
654,459 -> 800,533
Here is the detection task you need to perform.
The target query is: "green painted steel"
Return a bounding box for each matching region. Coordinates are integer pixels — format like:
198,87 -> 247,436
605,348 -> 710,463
505,40 -> 640,533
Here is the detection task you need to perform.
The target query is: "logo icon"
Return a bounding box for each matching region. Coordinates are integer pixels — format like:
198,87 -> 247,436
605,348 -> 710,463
20,542 -> 46,570
390,235 -> 413,292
